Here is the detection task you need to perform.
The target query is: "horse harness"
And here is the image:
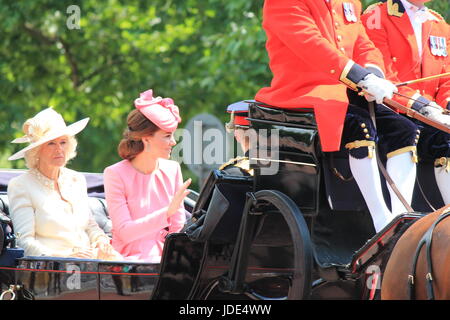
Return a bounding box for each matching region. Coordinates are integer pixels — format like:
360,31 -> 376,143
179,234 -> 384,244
408,208 -> 450,300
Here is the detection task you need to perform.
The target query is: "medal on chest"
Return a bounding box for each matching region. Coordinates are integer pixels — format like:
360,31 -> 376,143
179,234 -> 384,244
430,36 -> 447,57
343,2 -> 357,22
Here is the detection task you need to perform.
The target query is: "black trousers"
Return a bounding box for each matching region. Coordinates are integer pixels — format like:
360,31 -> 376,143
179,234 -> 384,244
340,91 -> 419,159
415,120 -> 450,162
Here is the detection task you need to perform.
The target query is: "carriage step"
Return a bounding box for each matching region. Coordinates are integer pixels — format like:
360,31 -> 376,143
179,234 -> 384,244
350,213 -> 424,273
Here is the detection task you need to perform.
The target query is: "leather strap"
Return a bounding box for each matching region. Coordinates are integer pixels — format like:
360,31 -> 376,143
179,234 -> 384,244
368,102 -> 414,213
408,210 -> 450,300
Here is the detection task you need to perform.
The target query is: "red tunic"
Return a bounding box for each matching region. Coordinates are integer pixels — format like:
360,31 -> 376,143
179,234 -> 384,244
361,0 -> 450,110
255,0 -> 386,151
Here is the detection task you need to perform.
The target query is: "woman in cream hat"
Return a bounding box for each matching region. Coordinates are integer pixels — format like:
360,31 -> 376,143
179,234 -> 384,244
7,107 -> 121,260
104,89 -> 191,263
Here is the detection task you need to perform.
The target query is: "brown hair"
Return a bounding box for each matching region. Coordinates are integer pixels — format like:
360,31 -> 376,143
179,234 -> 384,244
118,109 -> 160,160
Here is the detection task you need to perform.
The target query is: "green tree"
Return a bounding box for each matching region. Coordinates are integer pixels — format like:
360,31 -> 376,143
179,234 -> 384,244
0,0 -> 448,189
0,0 -> 267,189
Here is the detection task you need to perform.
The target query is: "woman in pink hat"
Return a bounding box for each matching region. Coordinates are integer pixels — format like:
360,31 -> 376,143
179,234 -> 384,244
103,89 -> 191,263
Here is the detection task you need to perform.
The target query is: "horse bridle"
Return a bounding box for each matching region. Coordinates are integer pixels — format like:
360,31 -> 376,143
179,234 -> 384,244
407,209 -> 450,300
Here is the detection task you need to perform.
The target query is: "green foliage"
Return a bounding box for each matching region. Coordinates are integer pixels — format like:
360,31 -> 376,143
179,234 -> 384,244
0,0 -> 448,189
0,0 -> 268,188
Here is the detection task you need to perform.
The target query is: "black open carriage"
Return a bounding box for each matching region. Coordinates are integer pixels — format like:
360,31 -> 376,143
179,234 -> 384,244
0,171 -> 198,300
0,102 -> 442,300
154,102 -> 440,300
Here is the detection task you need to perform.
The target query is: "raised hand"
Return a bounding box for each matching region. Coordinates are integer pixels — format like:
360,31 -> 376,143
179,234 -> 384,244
167,178 -> 192,217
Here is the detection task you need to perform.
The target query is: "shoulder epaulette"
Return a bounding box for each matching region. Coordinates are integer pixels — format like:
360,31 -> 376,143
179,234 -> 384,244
363,2 -> 383,15
233,158 -> 254,176
219,156 -> 245,170
219,156 -> 254,175
429,9 -> 444,21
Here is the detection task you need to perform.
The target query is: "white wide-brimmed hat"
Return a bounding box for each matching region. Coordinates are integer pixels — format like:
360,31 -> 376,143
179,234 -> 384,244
8,107 -> 90,161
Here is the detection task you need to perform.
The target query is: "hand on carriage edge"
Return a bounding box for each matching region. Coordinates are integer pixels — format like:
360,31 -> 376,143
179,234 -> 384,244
7,108 -> 122,261
103,89 -> 188,263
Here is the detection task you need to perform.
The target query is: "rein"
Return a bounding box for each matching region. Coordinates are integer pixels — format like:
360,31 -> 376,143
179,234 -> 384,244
382,98 -> 450,134
408,209 -> 450,300
368,102 -> 414,213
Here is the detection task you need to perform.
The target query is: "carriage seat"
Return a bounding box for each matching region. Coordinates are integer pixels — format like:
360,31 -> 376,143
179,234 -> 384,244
248,102 -> 368,214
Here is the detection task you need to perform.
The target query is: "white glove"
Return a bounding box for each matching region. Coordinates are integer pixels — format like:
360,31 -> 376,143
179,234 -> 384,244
419,102 -> 450,126
357,73 -> 398,104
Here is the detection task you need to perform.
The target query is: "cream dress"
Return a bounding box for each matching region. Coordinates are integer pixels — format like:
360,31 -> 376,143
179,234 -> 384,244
7,167 -> 112,258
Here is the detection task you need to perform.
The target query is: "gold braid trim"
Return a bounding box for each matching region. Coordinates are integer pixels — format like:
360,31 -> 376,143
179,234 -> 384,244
363,2 -> 382,15
387,0 -> 404,17
434,157 -> 450,173
234,159 -> 254,176
219,156 -> 245,170
219,156 -> 254,176
387,146 -> 418,163
345,140 -> 376,158
340,60 -> 358,91
429,9 -> 444,21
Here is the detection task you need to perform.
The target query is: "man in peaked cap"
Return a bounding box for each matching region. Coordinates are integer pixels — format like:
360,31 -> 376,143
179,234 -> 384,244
220,100 -> 254,176
362,0 -> 450,205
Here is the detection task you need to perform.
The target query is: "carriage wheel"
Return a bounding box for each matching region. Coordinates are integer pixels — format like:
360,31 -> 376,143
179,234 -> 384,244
200,190 -> 313,300
246,190 -> 313,300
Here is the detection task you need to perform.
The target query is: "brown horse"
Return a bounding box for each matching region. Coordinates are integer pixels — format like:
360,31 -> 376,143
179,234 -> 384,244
381,204 -> 450,300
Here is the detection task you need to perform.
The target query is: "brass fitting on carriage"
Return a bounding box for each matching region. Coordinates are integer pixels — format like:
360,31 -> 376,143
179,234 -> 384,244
434,157 -> 450,172
0,285 -> 21,300
387,146 -> 418,163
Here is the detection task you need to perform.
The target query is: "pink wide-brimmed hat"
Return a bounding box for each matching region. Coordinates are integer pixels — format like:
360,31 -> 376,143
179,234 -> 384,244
8,107 -> 89,161
134,89 -> 181,132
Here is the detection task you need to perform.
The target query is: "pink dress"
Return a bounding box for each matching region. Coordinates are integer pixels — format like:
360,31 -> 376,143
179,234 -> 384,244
103,159 -> 186,263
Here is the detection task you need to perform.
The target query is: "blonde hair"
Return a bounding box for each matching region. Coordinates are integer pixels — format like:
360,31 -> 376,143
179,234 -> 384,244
23,135 -> 78,169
